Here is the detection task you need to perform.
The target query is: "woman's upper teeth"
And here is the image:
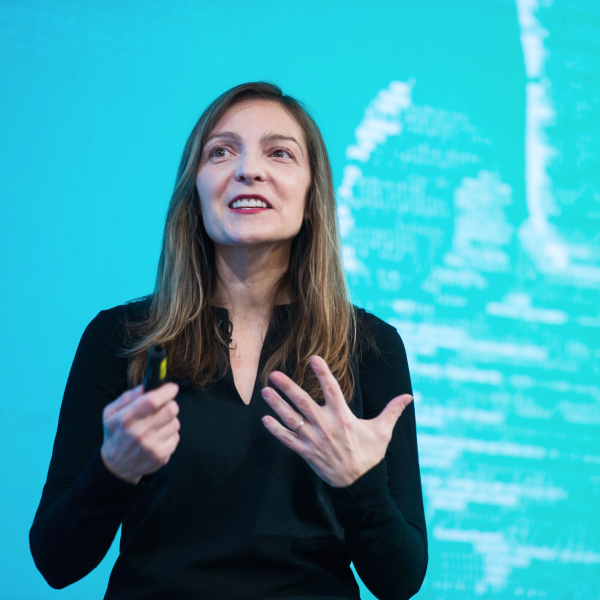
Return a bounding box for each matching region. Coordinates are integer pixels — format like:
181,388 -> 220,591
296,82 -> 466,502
231,198 -> 269,209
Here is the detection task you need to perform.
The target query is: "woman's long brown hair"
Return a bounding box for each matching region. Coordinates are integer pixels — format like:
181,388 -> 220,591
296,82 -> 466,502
118,82 -> 377,403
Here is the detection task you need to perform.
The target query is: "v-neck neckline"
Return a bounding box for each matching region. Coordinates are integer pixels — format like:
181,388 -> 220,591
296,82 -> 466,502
212,303 -> 294,407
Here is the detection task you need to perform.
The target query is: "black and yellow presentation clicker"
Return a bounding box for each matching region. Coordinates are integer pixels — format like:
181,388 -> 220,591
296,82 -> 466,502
143,344 -> 168,391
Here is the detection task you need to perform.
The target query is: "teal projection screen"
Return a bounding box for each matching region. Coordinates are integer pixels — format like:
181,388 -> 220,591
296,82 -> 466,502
1,0 -> 599,598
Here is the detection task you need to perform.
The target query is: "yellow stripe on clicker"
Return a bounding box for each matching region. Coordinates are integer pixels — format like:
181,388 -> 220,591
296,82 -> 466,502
159,357 -> 167,380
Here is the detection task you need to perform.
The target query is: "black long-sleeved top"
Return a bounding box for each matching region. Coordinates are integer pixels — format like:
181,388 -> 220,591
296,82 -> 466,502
30,299 -> 428,599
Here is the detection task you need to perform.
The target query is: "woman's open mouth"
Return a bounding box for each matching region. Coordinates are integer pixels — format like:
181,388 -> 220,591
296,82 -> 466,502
228,196 -> 273,213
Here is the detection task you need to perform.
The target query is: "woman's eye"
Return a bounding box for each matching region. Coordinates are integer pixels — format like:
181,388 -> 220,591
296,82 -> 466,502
273,149 -> 291,158
209,147 -> 230,158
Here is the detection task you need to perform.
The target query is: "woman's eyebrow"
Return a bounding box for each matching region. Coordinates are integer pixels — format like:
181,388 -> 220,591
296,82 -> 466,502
262,134 -> 304,157
205,131 -> 242,145
204,131 -> 304,157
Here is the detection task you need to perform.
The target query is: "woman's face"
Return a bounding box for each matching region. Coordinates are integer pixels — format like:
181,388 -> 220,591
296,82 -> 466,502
196,99 -> 311,250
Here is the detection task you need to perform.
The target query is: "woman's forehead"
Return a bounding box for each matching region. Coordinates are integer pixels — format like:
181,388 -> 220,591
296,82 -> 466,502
209,99 -> 305,143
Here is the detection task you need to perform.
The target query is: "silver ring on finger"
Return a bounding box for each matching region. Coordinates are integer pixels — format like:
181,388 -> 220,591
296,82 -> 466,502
293,419 -> 306,435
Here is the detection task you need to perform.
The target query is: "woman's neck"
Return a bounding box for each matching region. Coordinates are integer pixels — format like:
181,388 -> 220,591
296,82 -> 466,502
212,241 -> 292,318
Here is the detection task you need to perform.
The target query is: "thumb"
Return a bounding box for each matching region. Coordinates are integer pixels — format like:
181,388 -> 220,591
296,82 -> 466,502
377,394 -> 413,430
104,384 -> 145,419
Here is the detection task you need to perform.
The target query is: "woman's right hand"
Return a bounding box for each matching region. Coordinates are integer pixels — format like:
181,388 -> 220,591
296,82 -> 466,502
100,382 -> 181,485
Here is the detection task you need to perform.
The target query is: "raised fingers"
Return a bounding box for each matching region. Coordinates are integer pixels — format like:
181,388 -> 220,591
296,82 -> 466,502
261,387 -> 312,438
266,371 -> 321,424
307,356 -> 346,410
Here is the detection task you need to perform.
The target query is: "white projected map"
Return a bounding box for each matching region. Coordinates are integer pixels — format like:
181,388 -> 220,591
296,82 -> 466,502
338,2 -> 600,597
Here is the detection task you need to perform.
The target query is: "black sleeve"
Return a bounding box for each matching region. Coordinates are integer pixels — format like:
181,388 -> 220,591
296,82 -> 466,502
324,312 -> 428,600
29,309 -> 152,589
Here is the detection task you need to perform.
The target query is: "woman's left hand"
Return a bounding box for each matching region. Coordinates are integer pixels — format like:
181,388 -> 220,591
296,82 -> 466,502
260,355 -> 413,488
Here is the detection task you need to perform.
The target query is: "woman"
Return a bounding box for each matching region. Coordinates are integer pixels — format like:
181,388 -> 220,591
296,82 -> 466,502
30,82 -> 428,599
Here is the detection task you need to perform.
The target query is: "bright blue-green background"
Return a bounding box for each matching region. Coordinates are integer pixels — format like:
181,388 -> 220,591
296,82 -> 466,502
1,1 -> 599,598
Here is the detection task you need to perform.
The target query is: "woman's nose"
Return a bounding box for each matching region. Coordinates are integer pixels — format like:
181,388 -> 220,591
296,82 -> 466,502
234,152 -> 266,182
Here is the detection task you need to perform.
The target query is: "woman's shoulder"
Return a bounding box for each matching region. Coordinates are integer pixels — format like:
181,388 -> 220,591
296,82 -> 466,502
101,295 -> 152,322
352,304 -> 404,348
84,295 -> 152,347
351,304 -> 409,372
351,305 -> 412,405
